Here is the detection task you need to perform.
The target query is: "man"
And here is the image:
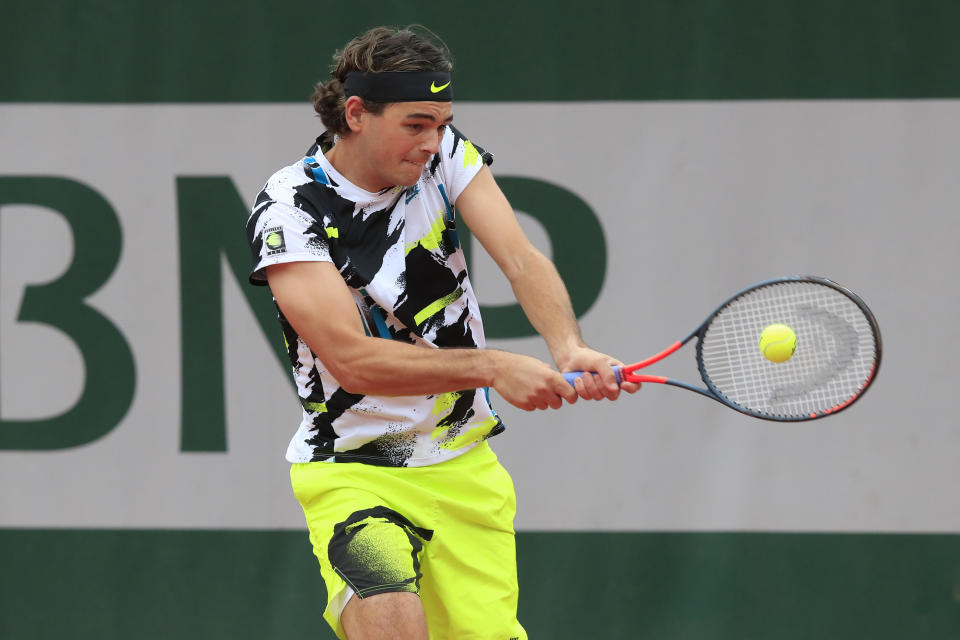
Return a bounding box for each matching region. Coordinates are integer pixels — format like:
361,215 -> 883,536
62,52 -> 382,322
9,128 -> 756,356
247,26 -> 639,640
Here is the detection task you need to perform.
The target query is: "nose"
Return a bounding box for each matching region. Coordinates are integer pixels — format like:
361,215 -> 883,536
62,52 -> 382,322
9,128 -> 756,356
421,129 -> 442,155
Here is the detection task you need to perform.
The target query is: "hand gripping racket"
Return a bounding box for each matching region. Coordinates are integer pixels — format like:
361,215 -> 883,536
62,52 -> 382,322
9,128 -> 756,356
564,276 -> 881,421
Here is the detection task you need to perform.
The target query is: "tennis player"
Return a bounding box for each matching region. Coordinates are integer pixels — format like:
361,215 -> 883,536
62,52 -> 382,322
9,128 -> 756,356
246,25 -> 639,639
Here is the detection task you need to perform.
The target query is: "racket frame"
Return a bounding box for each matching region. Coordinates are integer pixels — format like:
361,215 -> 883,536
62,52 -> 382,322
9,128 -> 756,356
610,276 -> 882,421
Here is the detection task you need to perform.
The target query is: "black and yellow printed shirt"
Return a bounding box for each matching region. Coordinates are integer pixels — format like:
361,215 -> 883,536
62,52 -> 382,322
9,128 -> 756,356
247,126 -> 503,467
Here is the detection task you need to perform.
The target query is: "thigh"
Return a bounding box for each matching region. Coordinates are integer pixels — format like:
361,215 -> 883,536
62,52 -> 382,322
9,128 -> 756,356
418,445 -> 528,639
290,463 -> 436,639
341,591 -> 428,640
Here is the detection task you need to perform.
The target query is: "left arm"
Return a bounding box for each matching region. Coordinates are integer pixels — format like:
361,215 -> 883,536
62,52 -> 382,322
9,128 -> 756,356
455,166 -> 640,400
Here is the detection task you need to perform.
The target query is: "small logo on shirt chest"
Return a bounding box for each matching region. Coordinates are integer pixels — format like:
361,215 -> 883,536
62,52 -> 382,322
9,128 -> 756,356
405,184 -> 421,204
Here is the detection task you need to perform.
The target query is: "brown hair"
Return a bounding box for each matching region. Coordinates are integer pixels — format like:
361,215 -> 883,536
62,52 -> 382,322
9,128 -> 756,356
311,26 -> 453,135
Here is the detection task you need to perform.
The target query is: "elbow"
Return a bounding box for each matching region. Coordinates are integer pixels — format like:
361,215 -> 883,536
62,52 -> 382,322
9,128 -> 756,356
308,331 -> 381,395
501,245 -> 548,285
325,359 -> 368,395
324,345 -> 382,395
336,375 -> 370,396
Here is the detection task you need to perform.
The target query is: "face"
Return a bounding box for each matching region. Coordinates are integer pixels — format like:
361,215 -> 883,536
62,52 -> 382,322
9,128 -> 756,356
353,101 -> 454,189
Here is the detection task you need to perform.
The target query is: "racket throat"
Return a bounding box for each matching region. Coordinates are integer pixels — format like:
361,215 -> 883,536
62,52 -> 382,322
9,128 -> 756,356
622,341 -> 684,380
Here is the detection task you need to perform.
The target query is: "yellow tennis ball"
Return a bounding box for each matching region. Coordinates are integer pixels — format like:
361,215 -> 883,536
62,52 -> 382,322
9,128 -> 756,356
759,323 -> 797,363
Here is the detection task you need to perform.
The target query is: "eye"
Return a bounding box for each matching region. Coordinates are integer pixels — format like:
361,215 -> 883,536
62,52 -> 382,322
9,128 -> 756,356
437,124 -> 447,135
407,123 -> 423,133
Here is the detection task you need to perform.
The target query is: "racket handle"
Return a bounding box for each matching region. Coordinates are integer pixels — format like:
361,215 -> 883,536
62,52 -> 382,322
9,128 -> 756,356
563,366 -> 623,387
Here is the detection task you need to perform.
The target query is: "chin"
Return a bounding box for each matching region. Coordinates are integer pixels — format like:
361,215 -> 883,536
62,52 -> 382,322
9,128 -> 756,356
397,167 -> 423,187
397,162 -> 426,187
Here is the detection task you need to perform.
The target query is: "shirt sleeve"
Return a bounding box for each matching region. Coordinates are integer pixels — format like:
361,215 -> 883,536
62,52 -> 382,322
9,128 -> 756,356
440,125 -> 494,205
247,199 -> 332,286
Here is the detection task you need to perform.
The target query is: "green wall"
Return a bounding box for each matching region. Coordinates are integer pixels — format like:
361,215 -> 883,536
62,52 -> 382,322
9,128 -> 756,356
2,530 -> 958,638
3,0 -> 960,102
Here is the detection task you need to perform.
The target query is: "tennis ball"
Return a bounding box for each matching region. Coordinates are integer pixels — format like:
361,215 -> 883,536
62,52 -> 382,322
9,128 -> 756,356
759,323 -> 797,363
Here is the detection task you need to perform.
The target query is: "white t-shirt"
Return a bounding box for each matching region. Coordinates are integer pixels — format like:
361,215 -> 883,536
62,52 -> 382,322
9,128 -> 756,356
247,126 -> 503,467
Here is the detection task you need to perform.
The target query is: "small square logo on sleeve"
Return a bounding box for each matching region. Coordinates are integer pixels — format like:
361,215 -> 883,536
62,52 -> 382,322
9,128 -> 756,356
264,226 -> 287,256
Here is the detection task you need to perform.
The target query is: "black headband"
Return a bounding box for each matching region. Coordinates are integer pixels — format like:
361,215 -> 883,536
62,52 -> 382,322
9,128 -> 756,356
343,71 -> 452,102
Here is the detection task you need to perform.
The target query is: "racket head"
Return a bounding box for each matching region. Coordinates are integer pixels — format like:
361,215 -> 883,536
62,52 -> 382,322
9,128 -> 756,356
694,276 -> 881,421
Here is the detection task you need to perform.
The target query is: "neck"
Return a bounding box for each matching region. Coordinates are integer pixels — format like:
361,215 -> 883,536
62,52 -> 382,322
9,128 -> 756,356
324,136 -> 391,192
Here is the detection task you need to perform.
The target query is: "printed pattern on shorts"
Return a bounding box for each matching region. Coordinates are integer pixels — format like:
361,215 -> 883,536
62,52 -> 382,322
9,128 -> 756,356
328,506 -> 435,598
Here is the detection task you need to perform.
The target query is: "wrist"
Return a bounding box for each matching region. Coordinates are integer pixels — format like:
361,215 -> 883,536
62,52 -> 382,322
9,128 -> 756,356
480,349 -> 507,387
549,337 -> 589,370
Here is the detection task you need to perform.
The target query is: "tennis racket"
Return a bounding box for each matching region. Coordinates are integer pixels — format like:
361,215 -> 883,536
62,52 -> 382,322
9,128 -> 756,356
564,276 -> 881,421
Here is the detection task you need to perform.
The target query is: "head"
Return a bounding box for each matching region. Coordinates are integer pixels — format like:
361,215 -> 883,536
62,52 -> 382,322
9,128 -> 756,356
312,26 -> 454,135
312,26 -> 455,189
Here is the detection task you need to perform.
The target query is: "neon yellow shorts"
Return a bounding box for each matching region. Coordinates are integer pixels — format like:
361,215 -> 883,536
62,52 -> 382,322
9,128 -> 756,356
290,441 -> 528,640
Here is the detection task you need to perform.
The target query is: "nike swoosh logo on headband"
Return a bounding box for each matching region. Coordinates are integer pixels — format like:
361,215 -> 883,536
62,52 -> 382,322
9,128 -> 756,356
430,81 -> 451,93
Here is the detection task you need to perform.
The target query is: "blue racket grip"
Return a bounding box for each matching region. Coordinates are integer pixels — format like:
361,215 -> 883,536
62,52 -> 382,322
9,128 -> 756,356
563,366 -> 623,387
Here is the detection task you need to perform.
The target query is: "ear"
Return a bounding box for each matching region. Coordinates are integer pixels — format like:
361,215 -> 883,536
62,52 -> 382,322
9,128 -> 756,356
344,96 -> 366,133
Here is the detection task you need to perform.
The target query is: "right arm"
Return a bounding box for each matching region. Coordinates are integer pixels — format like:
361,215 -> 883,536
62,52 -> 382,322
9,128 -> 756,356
265,261 -> 578,411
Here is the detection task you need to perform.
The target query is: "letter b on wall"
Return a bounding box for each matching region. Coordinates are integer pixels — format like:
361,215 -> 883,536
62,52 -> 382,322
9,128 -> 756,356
0,177 -> 135,449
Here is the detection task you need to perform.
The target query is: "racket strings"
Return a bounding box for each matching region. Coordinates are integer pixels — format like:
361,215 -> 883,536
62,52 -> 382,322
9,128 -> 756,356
698,282 -> 878,419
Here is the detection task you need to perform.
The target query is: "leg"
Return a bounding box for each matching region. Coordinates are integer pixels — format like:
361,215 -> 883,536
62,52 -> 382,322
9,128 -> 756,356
325,505 -> 433,638
417,444 -> 528,639
290,462 -> 437,640
341,591 -> 429,640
